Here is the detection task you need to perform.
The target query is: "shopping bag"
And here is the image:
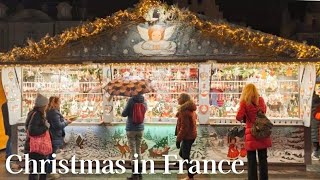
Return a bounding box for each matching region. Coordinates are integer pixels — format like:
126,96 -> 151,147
28,130 -> 52,156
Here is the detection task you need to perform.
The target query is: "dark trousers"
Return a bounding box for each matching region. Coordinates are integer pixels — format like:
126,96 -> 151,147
47,145 -> 60,174
28,153 -> 47,180
247,149 -> 268,180
5,136 -> 12,158
179,139 -> 195,178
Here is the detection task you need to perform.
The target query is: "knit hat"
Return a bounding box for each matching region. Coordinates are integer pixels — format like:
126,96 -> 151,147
34,93 -> 49,107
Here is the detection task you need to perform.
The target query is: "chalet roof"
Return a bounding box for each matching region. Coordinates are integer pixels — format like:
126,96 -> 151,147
0,0 -> 319,64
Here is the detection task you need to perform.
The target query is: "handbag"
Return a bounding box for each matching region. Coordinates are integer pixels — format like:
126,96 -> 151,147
28,112 -> 53,156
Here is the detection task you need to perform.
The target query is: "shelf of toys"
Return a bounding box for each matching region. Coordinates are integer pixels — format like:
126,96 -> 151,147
2,63 -> 316,126
2,63 -> 318,167
109,64 -> 199,124
207,63 -> 315,126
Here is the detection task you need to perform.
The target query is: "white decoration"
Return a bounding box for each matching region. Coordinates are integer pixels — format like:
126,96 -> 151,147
143,6 -> 175,22
133,24 -> 177,56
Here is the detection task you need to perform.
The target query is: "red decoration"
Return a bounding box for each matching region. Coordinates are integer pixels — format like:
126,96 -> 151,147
240,148 -> 247,157
199,105 -> 209,114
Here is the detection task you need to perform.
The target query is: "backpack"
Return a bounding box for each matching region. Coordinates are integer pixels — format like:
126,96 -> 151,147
251,108 -> 273,139
132,103 -> 146,124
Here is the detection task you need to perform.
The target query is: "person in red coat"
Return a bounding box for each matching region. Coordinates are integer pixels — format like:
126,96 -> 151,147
236,83 -> 272,180
175,93 -> 197,180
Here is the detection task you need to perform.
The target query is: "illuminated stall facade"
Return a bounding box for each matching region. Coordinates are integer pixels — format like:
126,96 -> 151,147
1,0 -> 320,169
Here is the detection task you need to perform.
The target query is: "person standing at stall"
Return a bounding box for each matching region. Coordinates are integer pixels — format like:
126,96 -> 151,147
236,83 -> 271,180
46,96 -> 72,179
311,78 -> 320,160
2,102 -> 20,169
122,94 -> 147,180
24,93 -> 50,180
175,93 -> 197,180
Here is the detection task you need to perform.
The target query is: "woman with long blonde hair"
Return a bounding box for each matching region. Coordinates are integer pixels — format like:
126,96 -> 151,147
236,84 -> 271,180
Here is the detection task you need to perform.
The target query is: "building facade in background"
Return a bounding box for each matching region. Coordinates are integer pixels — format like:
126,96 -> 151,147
281,2 -> 320,47
0,1 -> 86,52
173,0 -> 223,19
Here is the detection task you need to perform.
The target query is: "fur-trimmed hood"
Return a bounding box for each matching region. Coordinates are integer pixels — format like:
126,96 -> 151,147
178,100 -> 197,112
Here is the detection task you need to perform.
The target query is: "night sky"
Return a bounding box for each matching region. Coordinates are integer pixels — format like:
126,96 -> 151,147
1,0 -> 310,36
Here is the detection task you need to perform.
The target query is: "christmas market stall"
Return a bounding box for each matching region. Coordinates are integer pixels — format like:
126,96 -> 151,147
1,0 -> 320,170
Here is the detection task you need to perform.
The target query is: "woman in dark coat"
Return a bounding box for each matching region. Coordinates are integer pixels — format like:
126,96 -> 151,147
236,84 -> 271,180
24,93 -> 49,180
46,96 -> 71,179
311,91 -> 320,160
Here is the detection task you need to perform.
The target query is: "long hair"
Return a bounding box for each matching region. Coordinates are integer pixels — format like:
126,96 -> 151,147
240,83 -> 259,105
179,93 -> 192,104
47,96 -> 60,112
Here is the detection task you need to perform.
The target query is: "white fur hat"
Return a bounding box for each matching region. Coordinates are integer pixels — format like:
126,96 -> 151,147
34,93 -> 49,107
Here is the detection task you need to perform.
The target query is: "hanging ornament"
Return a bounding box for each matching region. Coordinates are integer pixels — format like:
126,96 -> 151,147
269,69 -> 275,77
199,105 -> 209,114
261,69 -> 267,79
8,71 -> 14,81
286,68 -> 293,77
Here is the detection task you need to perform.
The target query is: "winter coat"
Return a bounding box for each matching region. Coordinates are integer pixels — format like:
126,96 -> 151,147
2,102 -> 10,136
24,109 -> 49,154
47,109 -> 68,149
236,97 -> 272,151
176,100 -> 197,142
122,94 -> 147,131
311,93 -> 320,143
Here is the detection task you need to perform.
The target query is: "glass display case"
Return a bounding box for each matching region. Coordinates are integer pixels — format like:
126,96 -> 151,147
19,64 -> 306,125
209,64 -> 301,124
21,66 -> 104,123
110,64 -> 199,123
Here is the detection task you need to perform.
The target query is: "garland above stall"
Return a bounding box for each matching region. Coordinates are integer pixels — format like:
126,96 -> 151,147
0,0 -> 320,63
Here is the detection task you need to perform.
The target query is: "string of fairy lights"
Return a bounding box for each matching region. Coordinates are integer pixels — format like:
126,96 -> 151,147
0,0 -> 319,64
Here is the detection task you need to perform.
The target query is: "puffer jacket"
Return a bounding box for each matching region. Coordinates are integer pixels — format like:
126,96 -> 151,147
311,92 -> 320,143
236,97 -> 272,151
47,109 -> 68,149
24,109 -> 48,154
122,94 -> 147,131
176,100 -> 197,142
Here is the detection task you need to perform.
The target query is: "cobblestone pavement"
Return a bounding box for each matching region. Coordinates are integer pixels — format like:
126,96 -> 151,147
1,150 -> 319,180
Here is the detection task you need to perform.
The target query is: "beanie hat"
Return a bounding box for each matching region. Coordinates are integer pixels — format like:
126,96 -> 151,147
34,93 -> 49,107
